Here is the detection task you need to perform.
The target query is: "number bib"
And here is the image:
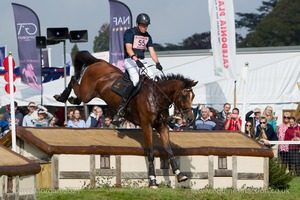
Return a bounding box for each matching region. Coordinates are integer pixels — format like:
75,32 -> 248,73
133,35 -> 149,50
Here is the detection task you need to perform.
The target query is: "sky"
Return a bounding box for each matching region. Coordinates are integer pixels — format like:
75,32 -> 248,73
0,0 -> 263,66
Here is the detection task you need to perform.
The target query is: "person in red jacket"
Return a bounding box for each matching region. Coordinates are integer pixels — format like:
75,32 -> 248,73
284,116 -> 300,176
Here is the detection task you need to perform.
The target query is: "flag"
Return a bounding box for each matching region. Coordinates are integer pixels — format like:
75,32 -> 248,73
208,0 -> 237,79
12,3 -> 42,90
0,46 -> 6,67
109,0 -> 132,72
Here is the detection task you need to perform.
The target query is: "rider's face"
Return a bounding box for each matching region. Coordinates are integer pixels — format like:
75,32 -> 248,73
137,23 -> 148,33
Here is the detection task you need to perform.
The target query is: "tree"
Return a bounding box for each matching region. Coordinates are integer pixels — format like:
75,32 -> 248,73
181,32 -> 211,49
238,0 -> 300,47
235,0 -> 278,32
93,23 -> 109,52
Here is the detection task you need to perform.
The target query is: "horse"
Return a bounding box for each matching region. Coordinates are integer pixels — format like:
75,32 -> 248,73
54,51 -> 198,188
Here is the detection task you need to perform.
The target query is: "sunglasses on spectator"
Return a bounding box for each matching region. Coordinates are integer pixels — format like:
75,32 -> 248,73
260,121 -> 266,124
246,124 -> 252,127
254,112 -> 261,114
284,116 -> 290,119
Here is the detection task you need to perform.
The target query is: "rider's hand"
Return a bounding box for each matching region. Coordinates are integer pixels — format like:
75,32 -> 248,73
156,62 -> 163,71
136,60 -> 144,68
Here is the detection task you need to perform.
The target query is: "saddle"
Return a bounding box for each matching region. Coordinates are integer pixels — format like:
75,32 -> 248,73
111,71 -> 143,97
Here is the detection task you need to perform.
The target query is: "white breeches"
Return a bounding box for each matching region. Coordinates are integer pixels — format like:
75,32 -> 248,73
124,58 -> 154,86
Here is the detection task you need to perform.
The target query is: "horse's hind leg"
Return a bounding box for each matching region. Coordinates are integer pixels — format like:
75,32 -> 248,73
158,126 -> 188,183
54,76 -> 75,103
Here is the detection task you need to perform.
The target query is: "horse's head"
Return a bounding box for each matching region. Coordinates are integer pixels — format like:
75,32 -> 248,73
173,80 -> 198,125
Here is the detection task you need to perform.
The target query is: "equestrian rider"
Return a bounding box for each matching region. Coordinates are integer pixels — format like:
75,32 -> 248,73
116,13 -> 163,116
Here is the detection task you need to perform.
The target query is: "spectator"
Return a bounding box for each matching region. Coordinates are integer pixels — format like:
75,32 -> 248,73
256,116 -> 278,146
277,112 -> 292,166
49,116 -> 59,127
0,101 -> 23,136
224,108 -> 242,131
262,106 -> 277,133
216,103 -> 231,130
194,107 -> 218,131
208,107 -> 220,129
168,115 -> 187,131
245,108 -> 261,133
103,116 -> 117,129
284,117 -> 300,176
86,106 -> 105,128
245,120 -> 255,138
22,102 -> 47,127
119,119 -> 136,129
33,109 -> 53,127
64,108 -> 74,126
67,109 -> 86,128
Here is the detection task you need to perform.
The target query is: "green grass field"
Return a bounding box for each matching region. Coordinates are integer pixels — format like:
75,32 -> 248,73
37,177 -> 300,200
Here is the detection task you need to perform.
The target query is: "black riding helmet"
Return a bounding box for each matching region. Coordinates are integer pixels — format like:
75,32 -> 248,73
136,13 -> 150,25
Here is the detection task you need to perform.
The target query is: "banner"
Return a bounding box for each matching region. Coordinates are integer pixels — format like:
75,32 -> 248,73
0,46 -> 6,67
12,3 -> 42,90
208,0 -> 237,79
109,0 -> 132,72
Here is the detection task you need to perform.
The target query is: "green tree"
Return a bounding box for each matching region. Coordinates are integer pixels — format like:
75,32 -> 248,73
70,44 -> 79,64
235,0 -> 278,32
93,23 -> 109,52
238,0 -> 300,47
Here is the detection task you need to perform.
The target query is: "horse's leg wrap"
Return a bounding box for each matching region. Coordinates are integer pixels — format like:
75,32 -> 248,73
170,157 -> 188,183
148,148 -> 158,188
54,76 -> 75,103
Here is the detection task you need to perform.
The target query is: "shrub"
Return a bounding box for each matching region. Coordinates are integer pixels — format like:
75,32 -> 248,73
269,157 -> 294,190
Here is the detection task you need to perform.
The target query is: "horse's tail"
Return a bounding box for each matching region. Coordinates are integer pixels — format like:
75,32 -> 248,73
73,51 -> 101,79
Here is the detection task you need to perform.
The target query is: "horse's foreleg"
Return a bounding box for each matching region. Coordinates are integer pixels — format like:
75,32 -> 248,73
142,125 -> 158,188
158,126 -> 188,183
54,76 -> 75,103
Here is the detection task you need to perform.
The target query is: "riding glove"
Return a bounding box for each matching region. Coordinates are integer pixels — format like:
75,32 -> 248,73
136,60 -> 144,68
156,62 -> 163,71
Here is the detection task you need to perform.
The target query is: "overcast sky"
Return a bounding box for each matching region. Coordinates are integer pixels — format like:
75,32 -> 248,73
0,0 -> 263,66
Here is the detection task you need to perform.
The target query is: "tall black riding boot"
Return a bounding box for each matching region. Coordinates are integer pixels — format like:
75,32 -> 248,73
116,84 -> 135,117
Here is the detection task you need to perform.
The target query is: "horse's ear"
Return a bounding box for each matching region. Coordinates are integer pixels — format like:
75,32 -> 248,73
191,81 -> 198,87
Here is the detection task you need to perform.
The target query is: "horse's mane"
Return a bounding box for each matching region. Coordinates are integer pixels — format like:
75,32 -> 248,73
154,73 -> 194,84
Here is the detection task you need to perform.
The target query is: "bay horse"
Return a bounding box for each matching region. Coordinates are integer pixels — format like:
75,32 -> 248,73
54,51 -> 198,188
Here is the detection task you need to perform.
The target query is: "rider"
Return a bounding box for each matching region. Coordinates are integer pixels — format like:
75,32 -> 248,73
116,13 -> 163,117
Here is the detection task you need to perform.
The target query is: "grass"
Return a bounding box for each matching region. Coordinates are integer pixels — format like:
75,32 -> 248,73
37,177 -> 300,200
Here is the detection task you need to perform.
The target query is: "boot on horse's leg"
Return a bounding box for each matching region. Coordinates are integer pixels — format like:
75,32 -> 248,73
170,157 -> 188,183
54,76 -> 74,102
115,84 -> 134,118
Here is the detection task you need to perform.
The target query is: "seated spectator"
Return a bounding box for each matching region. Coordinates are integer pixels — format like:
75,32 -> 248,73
245,108 -> 261,133
1,101 -> 23,136
244,120 -> 255,138
86,106 -> 105,128
33,109 -> 54,127
284,116 -> 300,176
168,115 -> 187,131
49,116 -> 59,127
67,109 -> 86,128
194,107 -> 218,131
64,108 -> 74,126
23,102 -> 47,127
119,119 -> 136,129
224,108 -> 242,131
256,116 -> 278,146
103,116 -> 117,129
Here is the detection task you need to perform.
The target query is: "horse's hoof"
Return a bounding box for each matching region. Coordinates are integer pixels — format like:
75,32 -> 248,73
53,95 -> 65,103
149,179 -> 159,189
67,97 -> 81,105
177,173 -> 188,183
